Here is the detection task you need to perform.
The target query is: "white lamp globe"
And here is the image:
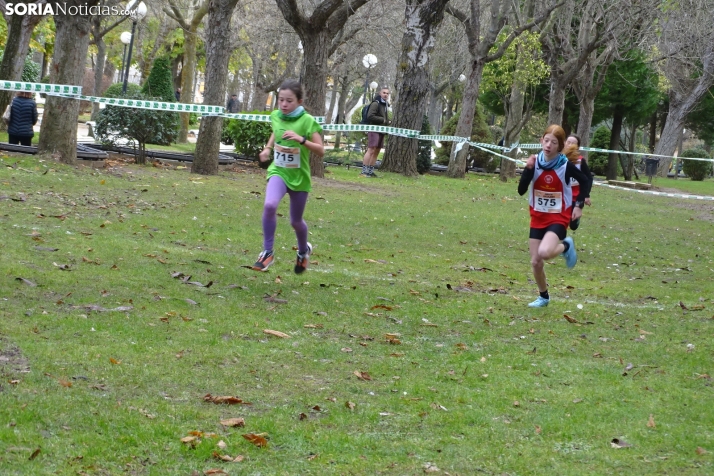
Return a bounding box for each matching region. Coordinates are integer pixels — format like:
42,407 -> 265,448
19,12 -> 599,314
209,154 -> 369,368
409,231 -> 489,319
120,31 -> 132,44
369,81 -> 378,90
362,54 -> 378,69
126,0 -> 147,21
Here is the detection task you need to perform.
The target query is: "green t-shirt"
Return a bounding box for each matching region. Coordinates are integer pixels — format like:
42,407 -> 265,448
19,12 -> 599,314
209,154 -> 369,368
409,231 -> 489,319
266,110 -> 323,192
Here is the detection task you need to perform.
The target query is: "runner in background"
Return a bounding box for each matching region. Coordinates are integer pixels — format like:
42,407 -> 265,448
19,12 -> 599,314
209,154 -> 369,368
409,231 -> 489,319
564,134 -> 593,230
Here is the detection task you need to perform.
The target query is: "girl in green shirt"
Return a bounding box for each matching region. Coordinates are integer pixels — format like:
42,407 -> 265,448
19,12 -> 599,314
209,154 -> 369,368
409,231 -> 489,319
252,79 -> 324,274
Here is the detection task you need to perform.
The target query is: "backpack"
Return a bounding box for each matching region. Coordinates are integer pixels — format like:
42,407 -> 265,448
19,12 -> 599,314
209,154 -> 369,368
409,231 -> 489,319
360,101 -> 376,125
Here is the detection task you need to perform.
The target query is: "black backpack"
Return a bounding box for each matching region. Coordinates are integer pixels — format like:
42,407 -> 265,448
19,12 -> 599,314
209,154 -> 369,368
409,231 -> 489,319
360,101 -> 377,125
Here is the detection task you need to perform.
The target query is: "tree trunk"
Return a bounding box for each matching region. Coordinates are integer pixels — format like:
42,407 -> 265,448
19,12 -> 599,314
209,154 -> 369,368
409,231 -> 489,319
547,79 -> 567,126
648,112 -> 657,152
576,93 -> 595,152
91,34 -> 107,121
382,0 -> 449,176
298,30 -> 331,178
427,89 -> 442,133
192,0 -> 239,175
606,111 -> 623,180
446,61 -> 485,178
38,5 -> 97,165
499,80 -> 525,181
333,76 -> 350,149
179,29 -> 199,143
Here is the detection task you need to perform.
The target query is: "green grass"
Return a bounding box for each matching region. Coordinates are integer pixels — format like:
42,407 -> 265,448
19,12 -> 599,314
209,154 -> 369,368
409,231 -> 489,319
1,155 -> 713,475
0,132 -> 39,145
144,141 -> 197,154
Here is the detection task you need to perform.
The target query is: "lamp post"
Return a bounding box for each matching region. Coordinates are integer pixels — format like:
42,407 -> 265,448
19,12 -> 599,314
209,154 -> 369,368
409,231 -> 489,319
361,54 -> 378,104
119,31 -> 132,83
122,0 -> 148,95
369,80 -> 378,99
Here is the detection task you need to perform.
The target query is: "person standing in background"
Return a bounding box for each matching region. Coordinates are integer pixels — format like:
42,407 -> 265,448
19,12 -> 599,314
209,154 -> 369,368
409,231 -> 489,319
7,92 -> 38,146
360,87 -> 390,178
226,94 -> 240,113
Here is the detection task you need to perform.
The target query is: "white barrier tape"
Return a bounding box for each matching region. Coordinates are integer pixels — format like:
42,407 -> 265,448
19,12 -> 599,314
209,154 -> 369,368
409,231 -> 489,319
515,143 -> 714,163
593,182 -> 714,201
8,79 -> 709,166
0,80 -> 81,95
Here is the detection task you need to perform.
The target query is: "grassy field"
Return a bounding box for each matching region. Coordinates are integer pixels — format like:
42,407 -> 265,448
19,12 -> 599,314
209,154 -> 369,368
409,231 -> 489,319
0,154 -> 712,475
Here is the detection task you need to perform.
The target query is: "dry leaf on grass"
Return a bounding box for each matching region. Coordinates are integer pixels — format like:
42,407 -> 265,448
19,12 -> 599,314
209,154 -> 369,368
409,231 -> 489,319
647,414 -> 656,428
696,447 -> 708,455
345,401 -> 356,410
204,469 -> 228,475
611,438 -> 633,449
563,314 -> 578,324
535,425 -> 542,435
181,436 -> 199,445
263,329 -> 290,338
28,448 -> 41,461
242,433 -> 268,448
15,277 -> 37,287
109,358 -> 121,365
353,371 -> 372,381
203,394 -> 251,405
220,418 -> 245,427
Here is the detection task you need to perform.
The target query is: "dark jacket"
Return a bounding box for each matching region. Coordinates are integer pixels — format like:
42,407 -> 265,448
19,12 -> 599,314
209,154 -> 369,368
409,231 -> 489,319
366,98 -> 389,126
226,97 -> 240,113
8,96 -> 38,137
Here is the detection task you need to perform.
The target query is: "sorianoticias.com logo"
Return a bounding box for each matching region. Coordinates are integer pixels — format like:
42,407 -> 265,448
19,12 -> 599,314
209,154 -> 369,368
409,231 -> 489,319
4,3 -> 132,15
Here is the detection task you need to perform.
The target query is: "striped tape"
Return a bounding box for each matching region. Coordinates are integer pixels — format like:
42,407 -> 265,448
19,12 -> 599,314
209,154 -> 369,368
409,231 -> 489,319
2,80 -> 711,165
593,182 -> 714,201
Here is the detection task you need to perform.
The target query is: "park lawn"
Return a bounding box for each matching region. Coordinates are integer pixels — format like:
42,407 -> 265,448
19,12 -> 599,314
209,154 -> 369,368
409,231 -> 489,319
0,132 -> 40,145
0,154 -> 712,475
143,142 -> 197,154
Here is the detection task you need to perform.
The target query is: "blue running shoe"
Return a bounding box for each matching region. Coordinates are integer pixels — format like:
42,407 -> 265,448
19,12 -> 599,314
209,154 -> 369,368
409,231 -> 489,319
528,296 -> 550,308
562,236 -> 577,269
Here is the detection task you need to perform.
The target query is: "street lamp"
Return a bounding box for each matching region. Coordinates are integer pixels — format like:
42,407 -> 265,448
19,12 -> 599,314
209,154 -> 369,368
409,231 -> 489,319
361,54 -> 378,104
119,31 -> 132,83
122,0 -> 148,95
369,80 -> 378,98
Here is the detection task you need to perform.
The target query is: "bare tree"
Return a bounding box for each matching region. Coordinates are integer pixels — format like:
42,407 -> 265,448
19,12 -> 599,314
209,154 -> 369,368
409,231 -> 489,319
381,0 -> 451,176
192,0 -> 240,175
654,0 -> 714,175
89,9 -> 130,120
275,0 -> 373,178
445,0 -> 562,178
37,0 -> 99,164
165,0 -> 209,142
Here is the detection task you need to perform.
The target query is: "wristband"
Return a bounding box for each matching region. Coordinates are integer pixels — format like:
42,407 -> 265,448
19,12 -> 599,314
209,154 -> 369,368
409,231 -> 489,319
300,136 -> 307,145
575,200 -> 584,208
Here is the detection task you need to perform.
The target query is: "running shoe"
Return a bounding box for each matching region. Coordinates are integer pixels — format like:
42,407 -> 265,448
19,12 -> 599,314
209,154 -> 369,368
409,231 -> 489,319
252,249 -> 274,272
368,172 -> 378,178
569,217 -> 580,231
528,296 -> 550,308
561,236 -> 577,269
294,242 -> 313,274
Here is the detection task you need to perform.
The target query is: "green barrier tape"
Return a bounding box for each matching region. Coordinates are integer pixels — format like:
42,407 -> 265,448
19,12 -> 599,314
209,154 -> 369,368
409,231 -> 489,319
469,143 -> 525,166
1,80 -> 81,95
5,80 -> 710,164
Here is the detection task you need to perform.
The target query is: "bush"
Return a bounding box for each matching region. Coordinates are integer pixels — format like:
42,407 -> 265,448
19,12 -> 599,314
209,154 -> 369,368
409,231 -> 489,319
223,111 -> 272,158
587,126 -> 611,176
104,82 -> 142,98
95,90 -> 179,164
417,115 -> 432,174
434,103 -> 494,172
141,56 -> 175,103
680,148 -> 713,181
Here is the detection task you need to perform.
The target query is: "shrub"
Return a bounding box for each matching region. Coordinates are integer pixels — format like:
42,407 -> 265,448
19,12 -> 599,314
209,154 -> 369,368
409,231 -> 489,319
587,126 -> 611,176
141,56 -> 175,103
104,82 -> 142,98
223,111 -> 272,158
680,148 -> 712,181
434,103 -> 494,172
417,114 -> 432,174
95,90 -> 179,164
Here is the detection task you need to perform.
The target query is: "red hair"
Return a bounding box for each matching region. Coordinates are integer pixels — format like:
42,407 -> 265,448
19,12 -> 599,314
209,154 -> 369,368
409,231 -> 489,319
542,124 -> 579,162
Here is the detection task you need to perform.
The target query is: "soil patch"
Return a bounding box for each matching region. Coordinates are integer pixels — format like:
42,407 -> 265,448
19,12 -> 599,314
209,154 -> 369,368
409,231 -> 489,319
0,336 -> 31,377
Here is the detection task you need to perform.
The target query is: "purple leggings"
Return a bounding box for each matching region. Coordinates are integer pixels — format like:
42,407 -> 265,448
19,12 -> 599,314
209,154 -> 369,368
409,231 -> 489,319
262,175 -> 309,253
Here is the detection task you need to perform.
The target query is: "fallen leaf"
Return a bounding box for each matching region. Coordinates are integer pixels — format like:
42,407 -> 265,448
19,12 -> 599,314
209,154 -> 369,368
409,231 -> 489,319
299,413 -> 308,420
696,447 -> 708,455
217,440 -> 227,450
15,277 -> 37,287
233,455 -> 245,462
563,314 -> 578,324
109,358 -> 121,365
679,301 -> 688,310
204,469 -> 228,475
59,379 -> 72,388
535,425 -> 542,435
423,462 -> 440,473
345,401 -> 355,410
304,324 -> 323,329
611,438 -> 633,449
180,436 -> 198,444
28,448 -> 41,460
647,414 -> 656,428
220,418 -> 245,427
372,304 -> 393,311
353,371 -> 372,381
307,453 -> 319,461
341,347 -> 353,353
263,329 -> 290,338
203,394 -> 251,405
242,433 -> 268,448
